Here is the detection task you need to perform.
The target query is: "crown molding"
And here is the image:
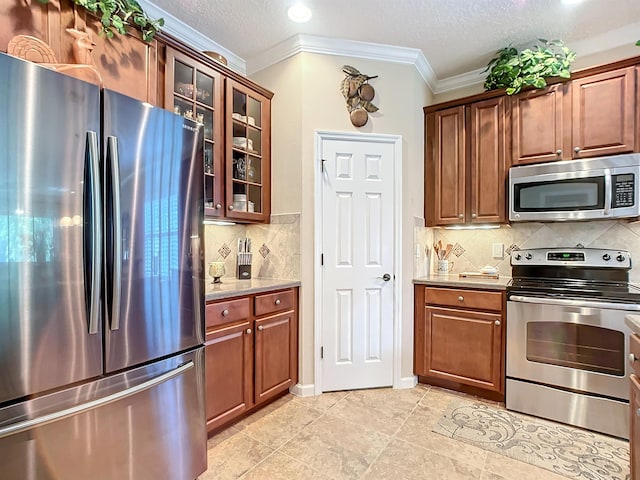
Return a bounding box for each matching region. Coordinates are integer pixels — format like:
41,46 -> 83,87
246,34 -> 439,93
137,0 -> 247,74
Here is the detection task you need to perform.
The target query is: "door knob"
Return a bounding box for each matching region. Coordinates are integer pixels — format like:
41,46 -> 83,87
377,273 -> 391,281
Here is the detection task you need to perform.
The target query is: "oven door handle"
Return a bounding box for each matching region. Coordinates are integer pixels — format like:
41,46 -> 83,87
509,295 -> 640,311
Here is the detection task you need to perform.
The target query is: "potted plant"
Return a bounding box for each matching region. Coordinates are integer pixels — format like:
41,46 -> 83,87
483,39 -> 576,95
38,0 -> 164,42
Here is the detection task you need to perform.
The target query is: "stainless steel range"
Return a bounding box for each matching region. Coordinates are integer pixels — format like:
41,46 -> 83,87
506,247 -> 640,439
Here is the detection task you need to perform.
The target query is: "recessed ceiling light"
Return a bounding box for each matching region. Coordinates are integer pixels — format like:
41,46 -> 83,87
562,0 -> 584,4
288,3 -> 312,23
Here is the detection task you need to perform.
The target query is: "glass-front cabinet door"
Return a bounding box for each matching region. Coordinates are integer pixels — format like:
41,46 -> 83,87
165,47 -> 224,218
226,80 -> 271,222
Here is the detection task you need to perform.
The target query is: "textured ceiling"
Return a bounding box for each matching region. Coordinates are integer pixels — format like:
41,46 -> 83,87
150,0 -> 640,79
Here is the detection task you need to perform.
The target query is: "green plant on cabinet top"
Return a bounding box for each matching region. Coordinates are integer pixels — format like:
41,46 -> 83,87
38,0 -> 164,41
484,39 -> 576,95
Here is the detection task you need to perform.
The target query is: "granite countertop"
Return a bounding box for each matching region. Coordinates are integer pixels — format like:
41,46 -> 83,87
413,274 -> 511,291
205,278 -> 301,301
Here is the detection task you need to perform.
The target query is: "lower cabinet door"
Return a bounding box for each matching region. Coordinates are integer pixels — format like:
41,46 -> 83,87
254,311 -> 297,404
631,374 -> 640,480
424,306 -> 503,392
205,320 -> 253,432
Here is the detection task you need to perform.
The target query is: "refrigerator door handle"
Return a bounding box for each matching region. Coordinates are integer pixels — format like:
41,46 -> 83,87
107,135 -> 122,331
87,131 -> 101,335
0,360 -> 195,439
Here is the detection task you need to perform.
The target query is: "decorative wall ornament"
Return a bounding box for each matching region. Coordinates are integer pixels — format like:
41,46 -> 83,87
340,65 -> 378,127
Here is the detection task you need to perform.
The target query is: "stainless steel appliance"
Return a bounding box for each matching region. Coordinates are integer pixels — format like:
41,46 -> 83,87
0,53 -> 206,479
506,247 -> 640,439
509,154 -> 640,222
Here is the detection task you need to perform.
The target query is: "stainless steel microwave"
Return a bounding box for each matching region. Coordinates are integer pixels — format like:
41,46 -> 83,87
509,154 -> 640,222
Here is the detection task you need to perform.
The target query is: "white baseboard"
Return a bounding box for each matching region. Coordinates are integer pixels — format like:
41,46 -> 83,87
394,376 -> 418,389
290,383 -> 316,397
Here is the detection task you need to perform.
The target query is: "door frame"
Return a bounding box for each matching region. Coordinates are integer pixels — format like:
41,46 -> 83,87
314,130 -> 403,394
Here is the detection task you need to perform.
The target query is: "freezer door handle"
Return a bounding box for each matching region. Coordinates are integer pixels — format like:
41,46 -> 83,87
108,136 -> 122,331
87,131 -> 101,335
0,360 -> 195,439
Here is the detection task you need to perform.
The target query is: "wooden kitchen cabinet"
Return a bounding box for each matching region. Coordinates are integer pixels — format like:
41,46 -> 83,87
425,97 -> 508,226
414,285 -> 505,400
226,80 -> 272,222
511,83 -> 570,165
164,47 -> 273,223
204,287 -> 298,434
165,47 -> 225,218
511,66 -> 636,165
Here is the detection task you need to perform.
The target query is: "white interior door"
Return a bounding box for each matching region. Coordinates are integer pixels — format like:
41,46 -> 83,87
319,133 -> 396,392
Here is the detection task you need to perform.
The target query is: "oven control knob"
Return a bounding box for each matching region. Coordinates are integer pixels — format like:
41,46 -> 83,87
602,254 -> 611,261
525,253 -> 532,260
514,254 -> 521,260
617,254 -> 626,262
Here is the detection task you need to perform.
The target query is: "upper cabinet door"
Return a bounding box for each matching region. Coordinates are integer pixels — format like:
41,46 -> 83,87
571,67 -> 636,159
511,84 -> 570,165
165,47 -> 225,218
469,97 -> 508,224
427,106 -> 466,226
226,80 -> 271,223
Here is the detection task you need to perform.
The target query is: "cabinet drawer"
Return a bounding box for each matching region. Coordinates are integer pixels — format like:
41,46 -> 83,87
255,289 -> 295,317
206,297 -> 251,329
631,333 -> 640,376
424,287 -> 502,312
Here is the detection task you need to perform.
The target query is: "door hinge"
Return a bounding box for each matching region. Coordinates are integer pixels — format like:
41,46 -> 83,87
321,158 -> 327,172
321,253 -> 324,266
320,346 -> 324,359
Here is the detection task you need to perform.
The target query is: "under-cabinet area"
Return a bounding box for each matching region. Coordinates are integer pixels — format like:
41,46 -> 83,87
204,284 -> 299,434
413,282 -> 506,402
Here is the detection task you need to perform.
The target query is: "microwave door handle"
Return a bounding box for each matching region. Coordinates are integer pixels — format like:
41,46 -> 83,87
604,169 -> 612,215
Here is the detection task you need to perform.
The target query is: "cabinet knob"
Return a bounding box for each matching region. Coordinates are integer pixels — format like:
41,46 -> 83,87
222,309 -> 229,317
574,146 -> 581,154
556,149 -> 562,157
636,408 -> 640,418
458,214 -> 464,219
458,296 -> 464,302
228,205 -> 234,210
471,213 -> 477,218
246,328 -> 252,335
215,203 -> 222,210
495,320 -> 501,326
275,298 -> 281,305
258,325 -> 264,331
630,353 -> 637,363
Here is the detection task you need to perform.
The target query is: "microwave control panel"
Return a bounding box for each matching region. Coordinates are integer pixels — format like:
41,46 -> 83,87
612,173 -> 635,208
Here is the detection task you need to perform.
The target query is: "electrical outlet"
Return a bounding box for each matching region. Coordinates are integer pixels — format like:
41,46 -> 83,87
492,243 -> 504,259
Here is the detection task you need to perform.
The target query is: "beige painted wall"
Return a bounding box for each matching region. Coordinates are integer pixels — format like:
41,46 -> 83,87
251,53 -> 433,389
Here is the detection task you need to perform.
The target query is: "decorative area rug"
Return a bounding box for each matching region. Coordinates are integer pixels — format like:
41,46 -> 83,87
433,399 -> 630,480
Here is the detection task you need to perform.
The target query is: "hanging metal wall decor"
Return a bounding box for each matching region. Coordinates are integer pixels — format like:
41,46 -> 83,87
340,65 -> 378,127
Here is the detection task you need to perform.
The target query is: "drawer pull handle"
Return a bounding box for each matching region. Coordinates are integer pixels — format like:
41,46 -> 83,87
630,353 -> 638,363
222,309 -> 229,317
258,325 -> 264,331
246,328 -> 252,335
275,299 -> 281,305
458,296 -> 464,302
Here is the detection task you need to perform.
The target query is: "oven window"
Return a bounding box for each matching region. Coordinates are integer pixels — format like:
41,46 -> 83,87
526,322 -> 625,376
515,176 -> 604,211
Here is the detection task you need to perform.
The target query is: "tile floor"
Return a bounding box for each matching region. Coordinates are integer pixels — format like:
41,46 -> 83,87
199,384 -> 608,480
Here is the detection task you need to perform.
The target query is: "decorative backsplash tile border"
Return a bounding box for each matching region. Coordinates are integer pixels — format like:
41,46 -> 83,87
204,213 -> 300,281
417,219 -> 640,283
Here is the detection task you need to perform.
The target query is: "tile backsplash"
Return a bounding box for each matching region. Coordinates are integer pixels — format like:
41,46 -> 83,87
204,213 -> 300,281
416,219 -> 640,283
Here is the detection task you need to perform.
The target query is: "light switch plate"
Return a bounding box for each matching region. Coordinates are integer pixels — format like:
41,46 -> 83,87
492,243 -> 504,259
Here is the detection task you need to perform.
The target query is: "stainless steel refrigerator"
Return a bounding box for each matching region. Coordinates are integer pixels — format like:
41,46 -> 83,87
0,53 -> 206,479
